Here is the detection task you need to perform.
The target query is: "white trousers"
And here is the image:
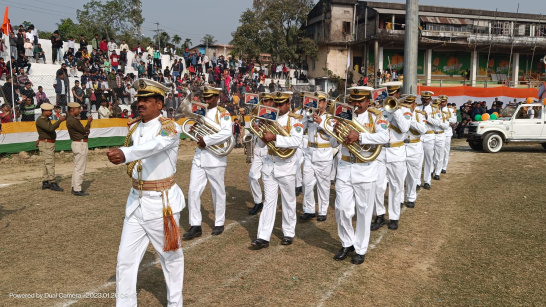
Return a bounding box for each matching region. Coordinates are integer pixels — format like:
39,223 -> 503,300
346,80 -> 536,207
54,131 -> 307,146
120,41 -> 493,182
373,160 -> 388,216
433,136 -> 446,176
295,150 -> 303,187
385,161 -> 406,221
443,137 -> 452,170
248,156 -> 264,204
302,159 -> 332,215
422,139 -> 435,184
406,152 -> 424,202
187,164 -> 226,227
335,179 -> 375,255
330,153 -> 339,181
116,206 -> 184,307
257,169 -> 297,241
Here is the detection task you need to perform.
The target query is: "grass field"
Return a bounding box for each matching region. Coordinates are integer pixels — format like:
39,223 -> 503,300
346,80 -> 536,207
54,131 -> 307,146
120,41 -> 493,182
0,139 -> 545,306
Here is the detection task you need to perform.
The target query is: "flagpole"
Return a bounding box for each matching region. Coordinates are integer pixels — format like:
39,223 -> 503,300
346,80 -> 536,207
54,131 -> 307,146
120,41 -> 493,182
5,33 -> 15,120
345,44 -> 350,98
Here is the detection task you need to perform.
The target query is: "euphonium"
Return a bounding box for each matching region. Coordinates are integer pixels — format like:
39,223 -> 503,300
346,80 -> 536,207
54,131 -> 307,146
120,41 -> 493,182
248,116 -> 296,159
322,104 -> 382,163
174,91 -> 235,157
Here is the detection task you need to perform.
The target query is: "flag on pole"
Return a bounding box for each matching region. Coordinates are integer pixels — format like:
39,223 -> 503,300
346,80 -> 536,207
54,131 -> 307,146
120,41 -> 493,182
346,49 -> 351,69
0,7 -> 10,35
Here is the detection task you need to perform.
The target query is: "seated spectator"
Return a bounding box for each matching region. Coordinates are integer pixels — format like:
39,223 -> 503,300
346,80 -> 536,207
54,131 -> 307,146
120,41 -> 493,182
0,103 -> 13,123
17,68 -> 32,86
20,81 -> 35,103
16,52 -> 31,73
64,54 -> 77,77
20,97 -> 37,122
98,100 -> 112,119
33,43 -> 46,63
80,104 -> 88,120
35,86 -> 48,106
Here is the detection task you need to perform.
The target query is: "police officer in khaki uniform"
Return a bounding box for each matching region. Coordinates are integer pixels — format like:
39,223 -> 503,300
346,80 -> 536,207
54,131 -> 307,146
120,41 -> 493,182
66,102 -> 93,196
36,103 -> 65,191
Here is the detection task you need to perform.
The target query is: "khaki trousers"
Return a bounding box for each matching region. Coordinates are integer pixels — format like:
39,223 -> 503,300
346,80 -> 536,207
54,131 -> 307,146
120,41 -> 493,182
39,141 -> 56,182
71,141 -> 88,192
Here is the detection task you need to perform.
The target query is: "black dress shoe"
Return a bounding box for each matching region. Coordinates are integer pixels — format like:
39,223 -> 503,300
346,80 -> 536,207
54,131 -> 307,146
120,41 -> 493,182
251,238 -> 269,249
423,183 -> 431,190
295,186 -> 303,196
370,214 -> 386,231
388,220 -> 399,230
351,253 -> 365,265
72,190 -> 89,196
211,226 -> 224,236
299,213 -> 316,221
281,237 -> 293,245
406,201 -> 415,208
183,226 -> 202,239
42,181 -> 51,190
317,215 -> 327,222
249,202 -> 263,215
49,182 -> 64,192
400,202 -> 405,208
441,169 -> 446,174
334,246 -> 355,260
416,184 -> 421,191
433,175 -> 440,180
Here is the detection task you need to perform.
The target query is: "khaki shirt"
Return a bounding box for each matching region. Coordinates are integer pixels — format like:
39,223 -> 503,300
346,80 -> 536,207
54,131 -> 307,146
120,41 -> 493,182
66,114 -> 91,141
36,116 -> 62,140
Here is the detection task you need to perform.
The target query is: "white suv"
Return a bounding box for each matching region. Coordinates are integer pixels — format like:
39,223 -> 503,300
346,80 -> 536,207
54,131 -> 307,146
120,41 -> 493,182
464,103 -> 546,153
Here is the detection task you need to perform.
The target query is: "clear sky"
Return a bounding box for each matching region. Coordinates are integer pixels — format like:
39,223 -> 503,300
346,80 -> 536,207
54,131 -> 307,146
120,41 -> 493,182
1,0 -> 542,45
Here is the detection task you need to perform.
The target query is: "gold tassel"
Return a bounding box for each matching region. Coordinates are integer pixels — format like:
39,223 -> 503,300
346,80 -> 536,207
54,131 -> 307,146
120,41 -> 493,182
163,206 -> 181,252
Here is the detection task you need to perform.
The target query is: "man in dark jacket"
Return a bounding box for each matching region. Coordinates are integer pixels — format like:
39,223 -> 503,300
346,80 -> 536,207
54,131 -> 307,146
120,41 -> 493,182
54,71 -> 69,111
51,31 -> 63,64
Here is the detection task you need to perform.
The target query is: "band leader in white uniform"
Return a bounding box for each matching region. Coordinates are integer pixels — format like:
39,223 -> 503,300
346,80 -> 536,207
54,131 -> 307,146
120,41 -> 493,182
251,92 -> 304,248
300,91 -> 333,222
441,98 -> 457,174
431,98 -> 449,181
247,93 -> 275,215
107,79 -> 185,307
184,87 -> 233,239
331,87 -> 388,264
417,91 -> 438,190
371,82 -> 411,231
403,95 -> 427,208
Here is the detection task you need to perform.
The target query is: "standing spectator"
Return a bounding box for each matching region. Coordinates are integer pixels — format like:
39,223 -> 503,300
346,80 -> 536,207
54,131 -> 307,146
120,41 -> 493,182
99,37 -> 108,54
110,50 -> 120,73
51,31 -> 63,64
91,34 -> 99,50
119,40 -> 129,53
232,118 -> 241,147
67,36 -> 76,51
81,83 -> 92,108
24,38 -> 33,59
54,71 -> 68,111
79,34 -> 88,48
33,43 -> 46,63
108,39 -> 117,57
16,28 -> 24,58
119,48 -> 127,73
165,92 -> 175,110
9,32 -> 17,60
125,83 -> 137,103
153,47 -> 161,68
72,80 -> 83,103
146,43 -> 154,55
30,25 -> 38,45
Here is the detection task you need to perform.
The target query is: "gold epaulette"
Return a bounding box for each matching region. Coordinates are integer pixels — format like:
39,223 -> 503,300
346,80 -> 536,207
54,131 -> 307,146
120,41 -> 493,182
367,107 -> 382,116
157,117 -> 178,137
127,117 -> 141,127
293,107 -> 302,114
288,112 -> 303,120
217,106 -> 227,113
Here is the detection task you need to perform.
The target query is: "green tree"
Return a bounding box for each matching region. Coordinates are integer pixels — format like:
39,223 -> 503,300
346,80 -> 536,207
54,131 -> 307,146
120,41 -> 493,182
182,38 -> 192,49
153,31 -> 170,47
201,34 -> 217,46
230,9 -> 263,61
56,18 -> 84,41
77,0 -> 144,41
172,34 -> 182,46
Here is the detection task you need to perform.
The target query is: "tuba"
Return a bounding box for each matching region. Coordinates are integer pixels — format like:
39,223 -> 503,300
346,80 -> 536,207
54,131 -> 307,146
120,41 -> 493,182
322,103 -> 382,163
174,91 -> 235,157
248,111 -> 296,159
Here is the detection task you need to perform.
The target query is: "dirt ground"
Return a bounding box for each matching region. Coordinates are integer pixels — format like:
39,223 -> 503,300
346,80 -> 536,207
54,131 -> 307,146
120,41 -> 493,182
0,139 -> 545,306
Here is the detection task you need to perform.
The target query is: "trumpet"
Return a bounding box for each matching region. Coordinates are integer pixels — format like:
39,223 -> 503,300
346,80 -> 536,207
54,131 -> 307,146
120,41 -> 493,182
322,106 -> 382,163
248,117 -> 296,159
174,91 -> 235,157
382,96 -> 411,112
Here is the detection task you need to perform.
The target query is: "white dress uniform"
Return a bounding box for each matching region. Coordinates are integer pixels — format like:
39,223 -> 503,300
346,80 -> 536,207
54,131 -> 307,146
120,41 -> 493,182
373,106 -> 411,221
295,108 -> 306,189
117,116 -> 185,307
432,106 -> 449,176
187,106 -> 233,227
405,109 -> 427,203
442,107 -> 457,171
418,104 -> 439,185
302,112 -> 333,216
248,135 -> 268,205
332,110 -> 388,255
257,112 -> 304,241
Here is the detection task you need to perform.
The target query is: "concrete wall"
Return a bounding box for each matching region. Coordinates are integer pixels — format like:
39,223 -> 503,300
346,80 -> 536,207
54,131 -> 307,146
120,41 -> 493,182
328,4 -> 355,43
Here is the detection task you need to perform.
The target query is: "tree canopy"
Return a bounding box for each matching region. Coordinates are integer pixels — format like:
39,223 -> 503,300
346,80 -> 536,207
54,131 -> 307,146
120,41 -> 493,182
231,0 -> 317,64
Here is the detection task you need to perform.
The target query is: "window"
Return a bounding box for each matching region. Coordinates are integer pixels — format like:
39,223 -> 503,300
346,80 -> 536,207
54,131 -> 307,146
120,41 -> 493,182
342,22 -> 351,35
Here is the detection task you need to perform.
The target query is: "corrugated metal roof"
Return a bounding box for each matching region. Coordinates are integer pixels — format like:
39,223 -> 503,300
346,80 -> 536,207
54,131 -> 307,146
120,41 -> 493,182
421,16 -> 473,25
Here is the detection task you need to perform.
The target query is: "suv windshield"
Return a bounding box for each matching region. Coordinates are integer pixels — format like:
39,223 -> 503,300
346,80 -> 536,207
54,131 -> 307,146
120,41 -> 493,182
500,105 -> 517,118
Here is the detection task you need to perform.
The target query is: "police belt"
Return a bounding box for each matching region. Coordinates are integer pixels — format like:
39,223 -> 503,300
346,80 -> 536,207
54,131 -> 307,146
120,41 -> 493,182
383,141 -> 405,148
341,155 -> 368,164
308,142 -> 330,148
425,130 -> 435,134
132,175 -> 175,191
434,131 -> 444,134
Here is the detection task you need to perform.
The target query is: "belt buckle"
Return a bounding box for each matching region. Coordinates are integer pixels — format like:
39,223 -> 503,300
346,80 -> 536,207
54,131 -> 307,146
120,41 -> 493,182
349,155 -> 357,163
404,139 -> 410,144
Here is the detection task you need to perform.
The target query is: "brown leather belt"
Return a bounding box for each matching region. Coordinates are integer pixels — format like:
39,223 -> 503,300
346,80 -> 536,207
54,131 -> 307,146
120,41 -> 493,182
39,139 -> 55,143
73,139 -> 88,142
308,142 -> 331,148
435,131 -> 444,134
132,175 -> 175,191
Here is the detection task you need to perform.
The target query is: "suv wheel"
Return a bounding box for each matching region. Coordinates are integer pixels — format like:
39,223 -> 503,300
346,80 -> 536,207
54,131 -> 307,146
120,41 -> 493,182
483,133 -> 503,153
468,141 -> 483,151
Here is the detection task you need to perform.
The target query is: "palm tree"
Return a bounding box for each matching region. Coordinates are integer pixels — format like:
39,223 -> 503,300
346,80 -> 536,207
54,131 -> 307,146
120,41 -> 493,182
201,34 -> 217,46
172,34 -> 181,45
183,38 -> 192,49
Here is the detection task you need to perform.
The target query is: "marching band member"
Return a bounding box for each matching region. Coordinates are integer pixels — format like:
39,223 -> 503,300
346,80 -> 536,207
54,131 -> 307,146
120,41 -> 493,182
251,92 -> 304,248
417,91 -> 438,190
247,93 -> 275,215
431,97 -> 449,181
371,82 -> 411,231
107,79 -> 184,306
403,95 -> 427,208
300,91 -> 333,222
184,87 -> 233,238
441,97 -> 457,174
294,92 -> 307,196
331,86 -> 388,264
